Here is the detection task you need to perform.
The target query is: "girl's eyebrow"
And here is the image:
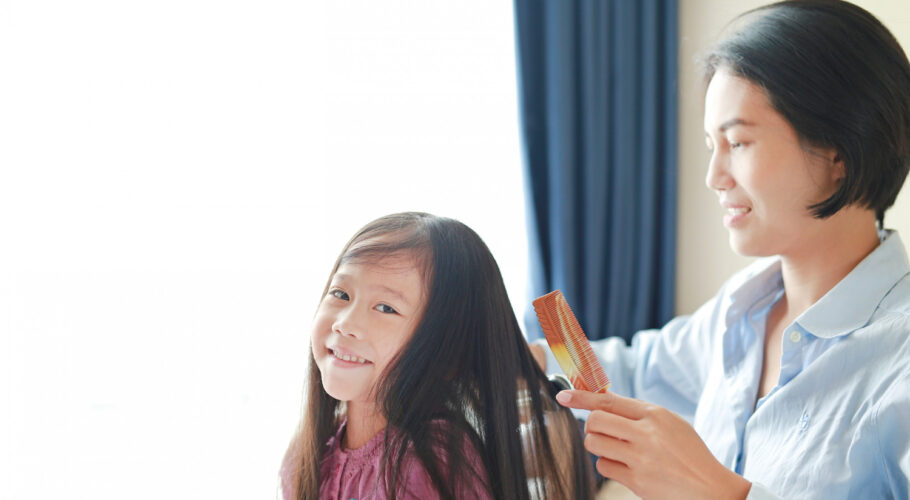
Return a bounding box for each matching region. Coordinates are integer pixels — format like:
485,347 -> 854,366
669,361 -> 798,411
374,285 -> 411,307
332,272 -> 411,306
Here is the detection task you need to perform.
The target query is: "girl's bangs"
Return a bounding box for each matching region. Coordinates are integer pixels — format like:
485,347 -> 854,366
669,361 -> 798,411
340,228 -> 434,283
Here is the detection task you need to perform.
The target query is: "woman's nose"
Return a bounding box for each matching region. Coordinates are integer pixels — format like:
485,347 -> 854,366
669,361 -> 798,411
705,149 -> 734,192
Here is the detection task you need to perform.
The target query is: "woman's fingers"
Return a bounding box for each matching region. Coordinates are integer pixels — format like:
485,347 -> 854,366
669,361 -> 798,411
585,409 -> 642,442
595,457 -> 632,486
583,428 -> 634,464
555,389 -> 649,420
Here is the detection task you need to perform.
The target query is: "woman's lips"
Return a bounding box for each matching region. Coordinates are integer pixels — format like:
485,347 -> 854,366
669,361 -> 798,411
723,205 -> 751,227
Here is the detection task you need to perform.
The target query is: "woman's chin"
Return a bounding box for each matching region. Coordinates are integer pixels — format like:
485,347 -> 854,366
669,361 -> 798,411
728,232 -> 769,258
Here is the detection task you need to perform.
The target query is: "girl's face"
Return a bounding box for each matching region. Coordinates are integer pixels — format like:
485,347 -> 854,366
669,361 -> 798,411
311,250 -> 426,407
703,70 -> 843,258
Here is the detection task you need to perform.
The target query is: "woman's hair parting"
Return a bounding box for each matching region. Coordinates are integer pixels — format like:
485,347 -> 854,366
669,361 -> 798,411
281,212 -> 595,499
701,0 -> 910,226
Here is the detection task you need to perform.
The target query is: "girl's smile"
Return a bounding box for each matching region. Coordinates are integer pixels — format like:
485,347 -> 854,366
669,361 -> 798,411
326,346 -> 372,366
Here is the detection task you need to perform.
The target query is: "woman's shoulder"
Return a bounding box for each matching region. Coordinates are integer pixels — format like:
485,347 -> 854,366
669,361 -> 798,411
877,272 -> 910,317
861,229 -> 910,316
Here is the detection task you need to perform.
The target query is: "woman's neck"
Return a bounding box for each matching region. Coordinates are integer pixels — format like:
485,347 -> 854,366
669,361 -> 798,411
778,207 -> 879,317
343,401 -> 387,450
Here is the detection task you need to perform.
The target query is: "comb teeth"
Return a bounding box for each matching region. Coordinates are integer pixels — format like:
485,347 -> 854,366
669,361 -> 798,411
533,290 -> 610,393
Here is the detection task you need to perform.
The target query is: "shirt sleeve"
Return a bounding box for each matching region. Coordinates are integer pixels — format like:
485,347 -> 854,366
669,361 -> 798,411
745,482 -> 785,500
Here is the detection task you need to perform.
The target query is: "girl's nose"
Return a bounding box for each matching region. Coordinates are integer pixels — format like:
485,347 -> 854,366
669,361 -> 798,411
332,307 -> 363,339
705,149 -> 734,192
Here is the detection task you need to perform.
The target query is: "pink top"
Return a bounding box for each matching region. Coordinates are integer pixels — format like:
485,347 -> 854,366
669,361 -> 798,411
316,420 -> 492,500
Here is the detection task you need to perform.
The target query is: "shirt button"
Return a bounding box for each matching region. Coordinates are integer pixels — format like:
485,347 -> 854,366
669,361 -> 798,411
788,330 -> 802,343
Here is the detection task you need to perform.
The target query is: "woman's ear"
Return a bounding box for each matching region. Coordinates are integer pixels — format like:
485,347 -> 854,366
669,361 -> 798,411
831,152 -> 846,183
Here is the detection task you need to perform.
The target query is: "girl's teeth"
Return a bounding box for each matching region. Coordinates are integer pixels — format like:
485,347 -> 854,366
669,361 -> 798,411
728,207 -> 750,215
332,350 -> 367,364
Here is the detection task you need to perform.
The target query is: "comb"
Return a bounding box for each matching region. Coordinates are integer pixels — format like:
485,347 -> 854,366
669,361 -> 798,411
532,290 -> 610,393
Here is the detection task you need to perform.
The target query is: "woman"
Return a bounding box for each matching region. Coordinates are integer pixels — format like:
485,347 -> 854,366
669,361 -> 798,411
534,1 -> 910,498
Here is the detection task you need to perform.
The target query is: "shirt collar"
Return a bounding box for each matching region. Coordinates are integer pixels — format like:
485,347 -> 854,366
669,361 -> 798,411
725,257 -> 783,329
722,258 -> 783,371
795,230 -> 909,338
723,230 -> 909,339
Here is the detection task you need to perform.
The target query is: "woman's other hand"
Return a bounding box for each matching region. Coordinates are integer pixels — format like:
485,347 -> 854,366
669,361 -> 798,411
556,390 -> 751,500
529,343 -> 547,371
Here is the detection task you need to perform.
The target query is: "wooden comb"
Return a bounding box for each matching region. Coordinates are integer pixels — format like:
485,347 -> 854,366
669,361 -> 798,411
532,290 -> 610,393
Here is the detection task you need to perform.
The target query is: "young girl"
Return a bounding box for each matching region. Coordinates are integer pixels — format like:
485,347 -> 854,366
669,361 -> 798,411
281,212 -> 595,499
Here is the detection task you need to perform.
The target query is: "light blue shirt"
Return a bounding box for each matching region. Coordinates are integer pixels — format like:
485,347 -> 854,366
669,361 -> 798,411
541,230 -> 910,499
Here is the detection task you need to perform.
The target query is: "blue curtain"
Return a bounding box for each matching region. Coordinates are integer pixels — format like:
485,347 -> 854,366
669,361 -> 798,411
515,0 -> 678,342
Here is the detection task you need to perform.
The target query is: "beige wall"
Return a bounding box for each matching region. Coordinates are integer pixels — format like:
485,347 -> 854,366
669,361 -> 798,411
676,0 -> 910,315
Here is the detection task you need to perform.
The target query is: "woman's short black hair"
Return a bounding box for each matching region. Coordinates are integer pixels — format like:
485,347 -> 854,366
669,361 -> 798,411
702,0 -> 910,226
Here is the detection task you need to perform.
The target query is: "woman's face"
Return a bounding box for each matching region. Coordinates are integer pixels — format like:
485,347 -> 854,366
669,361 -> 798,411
310,249 -> 426,407
703,70 -> 843,258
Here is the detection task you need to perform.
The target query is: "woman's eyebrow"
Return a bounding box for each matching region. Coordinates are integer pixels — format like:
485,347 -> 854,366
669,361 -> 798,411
705,118 -> 756,138
718,118 -> 754,132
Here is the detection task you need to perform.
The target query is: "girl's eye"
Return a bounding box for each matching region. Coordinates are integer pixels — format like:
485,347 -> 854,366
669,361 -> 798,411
329,289 -> 349,301
729,141 -> 743,150
375,304 -> 397,314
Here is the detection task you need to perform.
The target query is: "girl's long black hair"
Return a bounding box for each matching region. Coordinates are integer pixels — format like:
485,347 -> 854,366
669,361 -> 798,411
281,212 -> 595,499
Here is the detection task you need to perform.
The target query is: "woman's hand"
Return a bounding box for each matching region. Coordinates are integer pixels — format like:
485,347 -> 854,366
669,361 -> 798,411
529,343 -> 547,370
555,390 -> 751,500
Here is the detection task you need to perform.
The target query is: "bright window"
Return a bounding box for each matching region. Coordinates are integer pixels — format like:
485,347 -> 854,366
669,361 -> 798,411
0,1 -> 525,498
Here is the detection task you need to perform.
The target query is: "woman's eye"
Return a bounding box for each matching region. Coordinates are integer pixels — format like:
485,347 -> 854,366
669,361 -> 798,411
329,289 -> 349,301
729,141 -> 743,150
375,304 -> 397,314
